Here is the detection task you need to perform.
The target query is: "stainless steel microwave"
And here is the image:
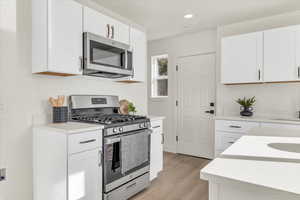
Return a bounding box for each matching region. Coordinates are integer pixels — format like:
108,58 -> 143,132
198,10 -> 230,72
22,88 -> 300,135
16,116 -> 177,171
83,32 -> 133,78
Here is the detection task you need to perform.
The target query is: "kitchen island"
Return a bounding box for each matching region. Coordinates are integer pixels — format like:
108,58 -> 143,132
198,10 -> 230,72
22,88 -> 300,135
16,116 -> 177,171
201,135 -> 300,200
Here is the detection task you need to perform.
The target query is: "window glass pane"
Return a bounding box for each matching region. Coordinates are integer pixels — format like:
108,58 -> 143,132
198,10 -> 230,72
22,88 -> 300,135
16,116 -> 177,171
157,57 -> 168,76
157,79 -> 168,96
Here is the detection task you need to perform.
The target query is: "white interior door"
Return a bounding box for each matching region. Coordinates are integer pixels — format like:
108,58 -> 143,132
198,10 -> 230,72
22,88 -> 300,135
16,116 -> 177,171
177,53 -> 215,159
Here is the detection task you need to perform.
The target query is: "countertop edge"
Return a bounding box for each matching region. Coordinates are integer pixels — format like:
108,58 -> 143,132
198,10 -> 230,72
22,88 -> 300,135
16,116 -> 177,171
215,116 -> 300,125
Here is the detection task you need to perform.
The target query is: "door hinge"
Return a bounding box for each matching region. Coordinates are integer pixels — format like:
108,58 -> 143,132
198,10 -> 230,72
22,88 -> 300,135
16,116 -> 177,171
176,136 -> 179,142
176,65 -> 178,71
176,100 -> 178,106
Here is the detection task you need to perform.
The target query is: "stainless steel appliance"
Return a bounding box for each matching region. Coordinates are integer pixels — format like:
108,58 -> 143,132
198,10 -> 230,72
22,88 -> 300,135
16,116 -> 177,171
69,95 -> 151,200
83,33 -> 133,78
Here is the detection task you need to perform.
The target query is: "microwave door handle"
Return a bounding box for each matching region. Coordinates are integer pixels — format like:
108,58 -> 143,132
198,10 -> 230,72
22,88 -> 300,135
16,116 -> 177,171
125,50 -> 128,70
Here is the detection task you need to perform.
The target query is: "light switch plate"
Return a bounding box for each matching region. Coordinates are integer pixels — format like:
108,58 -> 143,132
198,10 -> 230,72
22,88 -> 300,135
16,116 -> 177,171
0,168 -> 6,181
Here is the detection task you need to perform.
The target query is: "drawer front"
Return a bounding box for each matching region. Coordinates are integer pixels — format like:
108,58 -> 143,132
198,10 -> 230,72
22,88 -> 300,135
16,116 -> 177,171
151,120 -> 163,133
215,131 -> 242,151
261,122 -> 300,130
215,120 -> 259,133
68,130 -> 101,154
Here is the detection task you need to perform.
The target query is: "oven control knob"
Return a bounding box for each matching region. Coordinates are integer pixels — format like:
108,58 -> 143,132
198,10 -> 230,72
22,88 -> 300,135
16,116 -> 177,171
139,124 -> 144,128
113,128 -> 118,133
144,123 -> 148,128
119,127 -> 123,132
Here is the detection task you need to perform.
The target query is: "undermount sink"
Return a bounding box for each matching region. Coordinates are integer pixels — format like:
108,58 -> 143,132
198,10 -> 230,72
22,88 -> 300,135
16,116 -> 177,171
268,143 -> 300,153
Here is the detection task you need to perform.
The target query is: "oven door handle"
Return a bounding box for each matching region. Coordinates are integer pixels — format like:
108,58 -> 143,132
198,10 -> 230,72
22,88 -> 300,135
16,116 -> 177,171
105,137 -> 121,145
121,129 -> 153,137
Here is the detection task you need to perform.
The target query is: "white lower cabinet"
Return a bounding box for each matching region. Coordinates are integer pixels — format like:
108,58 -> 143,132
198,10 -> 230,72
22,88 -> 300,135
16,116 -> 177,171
215,119 -> 300,157
33,127 -> 102,200
68,149 -> 102,200
215,120 -> 260,157
150,119 -> 164,181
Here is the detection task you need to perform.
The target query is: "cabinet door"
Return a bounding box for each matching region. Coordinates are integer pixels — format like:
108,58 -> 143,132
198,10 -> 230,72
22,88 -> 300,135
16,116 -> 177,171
115,28 -> 147,82
221,32 -> 263,84
296,28 -> 300,80
110,19 -> 130,45
150,125 -> 163,181
130,28 -> 147,82
83,6 -> 110,38
48,0 -> 83,75
68,149 -> 102,200
264,27 -> 296,82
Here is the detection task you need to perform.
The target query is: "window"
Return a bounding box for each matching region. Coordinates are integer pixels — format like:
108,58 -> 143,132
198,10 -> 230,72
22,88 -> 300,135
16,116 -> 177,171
151,54 -> 168,98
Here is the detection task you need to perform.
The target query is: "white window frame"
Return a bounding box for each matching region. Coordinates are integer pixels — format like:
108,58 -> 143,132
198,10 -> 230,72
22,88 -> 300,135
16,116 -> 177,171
151,54 -> 168,98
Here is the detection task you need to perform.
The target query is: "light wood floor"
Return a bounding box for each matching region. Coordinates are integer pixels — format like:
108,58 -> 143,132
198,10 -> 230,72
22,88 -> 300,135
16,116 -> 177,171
131,152 -> 211,200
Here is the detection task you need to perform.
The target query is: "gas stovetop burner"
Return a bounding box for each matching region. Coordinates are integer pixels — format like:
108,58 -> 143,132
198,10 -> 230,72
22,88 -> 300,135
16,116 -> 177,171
72,114 -> 147,125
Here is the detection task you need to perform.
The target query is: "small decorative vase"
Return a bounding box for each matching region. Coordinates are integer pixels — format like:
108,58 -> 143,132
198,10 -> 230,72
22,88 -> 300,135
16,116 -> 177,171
240,106 -> 253,117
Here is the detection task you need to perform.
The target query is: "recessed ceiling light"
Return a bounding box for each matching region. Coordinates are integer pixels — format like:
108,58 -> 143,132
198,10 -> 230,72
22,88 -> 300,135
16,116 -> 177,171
184,14 -> 193,19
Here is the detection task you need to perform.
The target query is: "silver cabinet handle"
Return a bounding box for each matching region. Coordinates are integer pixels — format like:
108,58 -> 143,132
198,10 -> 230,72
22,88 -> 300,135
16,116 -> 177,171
111,25 -> 115,39
162,134 -> 164,145
106,24 -> 110,38
152,125 -> 161,129
79,56 -> 83,71
98,150 -> 102,167
229,125 -> 242,128
79,139 -> 96,144
228,141 -> 235,144
258,69 -> 261,81
298,67 -> 300,78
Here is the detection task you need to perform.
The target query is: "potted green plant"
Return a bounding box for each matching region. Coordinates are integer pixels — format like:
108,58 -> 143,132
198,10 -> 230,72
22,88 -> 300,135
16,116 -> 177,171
236,96 -> 256,117
128,102 -> 137,115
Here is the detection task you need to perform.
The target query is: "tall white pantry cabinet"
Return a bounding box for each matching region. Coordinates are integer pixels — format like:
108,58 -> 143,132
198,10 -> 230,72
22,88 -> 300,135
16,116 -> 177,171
33,125 -> 103,200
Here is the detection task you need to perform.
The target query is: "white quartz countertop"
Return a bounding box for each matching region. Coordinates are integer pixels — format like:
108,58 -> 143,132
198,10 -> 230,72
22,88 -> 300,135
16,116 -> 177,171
201,135 -> 300,195
201,157 -> 300,195
34,122 -> 103,134
148,115 -> 166,121
222,136 -> 300,161
215,115 -> 300,125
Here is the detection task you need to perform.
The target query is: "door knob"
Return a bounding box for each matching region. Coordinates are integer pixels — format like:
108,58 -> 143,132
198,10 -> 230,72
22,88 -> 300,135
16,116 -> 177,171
205,110 -> 215,114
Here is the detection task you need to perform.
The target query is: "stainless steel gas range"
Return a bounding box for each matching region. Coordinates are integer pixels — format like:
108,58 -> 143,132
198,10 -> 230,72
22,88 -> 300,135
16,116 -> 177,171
69,95 -> 151,200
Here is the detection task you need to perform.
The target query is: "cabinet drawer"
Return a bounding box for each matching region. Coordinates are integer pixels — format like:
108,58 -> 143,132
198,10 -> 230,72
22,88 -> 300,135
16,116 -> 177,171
151,120 -> 163,133
261,122 -> 300,130
215,132 -> 242,151
68,131 -> 101,154
215,120 -> 259,133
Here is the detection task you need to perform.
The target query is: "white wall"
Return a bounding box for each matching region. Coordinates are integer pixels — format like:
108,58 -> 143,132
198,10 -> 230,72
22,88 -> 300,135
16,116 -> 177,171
0,0 -> 147,200
148,30 -> 217,152
216,10 -> 300,119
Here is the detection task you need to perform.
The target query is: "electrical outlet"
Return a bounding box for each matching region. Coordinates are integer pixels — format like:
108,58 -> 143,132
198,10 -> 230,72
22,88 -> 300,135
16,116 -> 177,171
0,168 -> 6,181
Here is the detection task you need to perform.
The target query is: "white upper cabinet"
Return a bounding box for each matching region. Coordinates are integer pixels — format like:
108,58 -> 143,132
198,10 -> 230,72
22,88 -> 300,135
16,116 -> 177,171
83,7 -> 111,39
117,28 -> 147,82
221,24 -> 300,84
264,26 -> 297,82
131,28 -> 147,82
109,18 -> 130,45
295,27 -> 300,80
83,7 -> 130,45
32,0 -> 83,76
221,32 -> 263,84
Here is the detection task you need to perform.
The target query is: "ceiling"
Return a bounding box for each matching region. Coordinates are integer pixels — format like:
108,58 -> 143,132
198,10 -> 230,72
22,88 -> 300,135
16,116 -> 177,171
93,0 -> 300,41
